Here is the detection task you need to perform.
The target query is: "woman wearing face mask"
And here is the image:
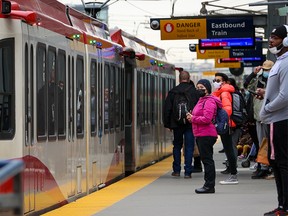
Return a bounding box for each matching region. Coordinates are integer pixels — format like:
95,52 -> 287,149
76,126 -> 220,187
243,60 -> 274,179
186,79 -> 222,194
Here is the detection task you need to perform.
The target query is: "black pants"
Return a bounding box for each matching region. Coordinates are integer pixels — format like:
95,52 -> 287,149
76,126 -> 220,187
220,130 -> 238,175
268,119 -> 288,210
196,136 -> 217,188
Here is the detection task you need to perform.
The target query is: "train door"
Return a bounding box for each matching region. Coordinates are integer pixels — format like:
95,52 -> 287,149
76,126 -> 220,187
24,43 -> 35,213
67,55 -> 76,197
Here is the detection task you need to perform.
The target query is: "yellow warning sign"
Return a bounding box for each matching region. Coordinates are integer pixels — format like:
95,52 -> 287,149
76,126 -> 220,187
160,19 -> 207,40
197,45 -> 230,59
214,59 -> 241,68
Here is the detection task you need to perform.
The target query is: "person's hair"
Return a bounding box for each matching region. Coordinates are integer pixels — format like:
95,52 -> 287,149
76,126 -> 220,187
228,77 -> 239,91
215,72 -> 228,82
179,71 -> 190,82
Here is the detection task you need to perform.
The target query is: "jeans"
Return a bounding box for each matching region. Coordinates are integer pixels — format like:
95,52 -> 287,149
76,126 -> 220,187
220,130 -> 237,175
268,119 -> 288,210
173,127 -> 195,175
196,136 -> 217,188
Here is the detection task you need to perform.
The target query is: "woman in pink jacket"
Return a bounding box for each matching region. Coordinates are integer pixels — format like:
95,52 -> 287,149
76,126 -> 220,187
187,79 -> 222,194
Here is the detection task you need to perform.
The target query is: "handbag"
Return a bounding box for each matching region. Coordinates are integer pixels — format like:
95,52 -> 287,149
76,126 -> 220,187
256,137 -> 270,165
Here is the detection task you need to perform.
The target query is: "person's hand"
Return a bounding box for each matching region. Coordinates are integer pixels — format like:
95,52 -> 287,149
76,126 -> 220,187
254,66 -> 262,74
186,112 -> 192,123
255,88 -> 265,100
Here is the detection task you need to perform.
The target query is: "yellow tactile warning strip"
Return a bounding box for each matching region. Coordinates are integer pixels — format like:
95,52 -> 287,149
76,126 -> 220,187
42,156 -> 173,216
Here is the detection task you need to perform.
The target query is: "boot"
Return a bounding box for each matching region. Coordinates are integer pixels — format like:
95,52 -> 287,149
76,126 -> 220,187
193,156 -> 203,173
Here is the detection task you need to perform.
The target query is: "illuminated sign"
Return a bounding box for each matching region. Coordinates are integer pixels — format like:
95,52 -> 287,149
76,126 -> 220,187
160,19 -> 207,40
199,38 -> 255,49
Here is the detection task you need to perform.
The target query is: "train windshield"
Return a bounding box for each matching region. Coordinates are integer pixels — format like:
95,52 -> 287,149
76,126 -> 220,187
0,38 -> 15,139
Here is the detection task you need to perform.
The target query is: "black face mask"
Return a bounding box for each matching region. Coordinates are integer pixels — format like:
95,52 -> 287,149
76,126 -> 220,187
197,89 -> 206,97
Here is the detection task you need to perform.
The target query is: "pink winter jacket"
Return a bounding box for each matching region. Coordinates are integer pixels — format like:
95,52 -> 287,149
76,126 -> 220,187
191,95 -> 222,138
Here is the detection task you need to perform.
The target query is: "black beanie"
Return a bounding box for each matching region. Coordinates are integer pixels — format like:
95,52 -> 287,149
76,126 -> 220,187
197,79 -> 212,94
271,25 -> 287,39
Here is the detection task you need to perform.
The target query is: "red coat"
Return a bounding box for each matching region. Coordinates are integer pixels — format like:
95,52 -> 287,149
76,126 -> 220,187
212,83 -> 236,128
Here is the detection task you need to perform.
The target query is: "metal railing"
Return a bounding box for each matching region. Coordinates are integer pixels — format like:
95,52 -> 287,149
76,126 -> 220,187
0,160 -> 24,216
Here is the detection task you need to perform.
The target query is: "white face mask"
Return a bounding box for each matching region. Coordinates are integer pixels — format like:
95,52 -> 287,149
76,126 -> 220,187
268,44 -> 283,54
213,82 -> 222,89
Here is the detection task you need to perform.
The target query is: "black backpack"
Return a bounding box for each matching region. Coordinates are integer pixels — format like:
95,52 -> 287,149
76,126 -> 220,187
230,92 -> 248,126
172,86 -> 193,125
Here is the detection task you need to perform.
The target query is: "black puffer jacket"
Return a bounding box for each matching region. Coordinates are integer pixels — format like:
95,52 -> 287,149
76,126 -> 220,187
163,82 -> 199,129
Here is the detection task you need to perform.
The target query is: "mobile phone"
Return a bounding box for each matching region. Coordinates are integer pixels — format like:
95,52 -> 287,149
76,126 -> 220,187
248,90 -> 260,96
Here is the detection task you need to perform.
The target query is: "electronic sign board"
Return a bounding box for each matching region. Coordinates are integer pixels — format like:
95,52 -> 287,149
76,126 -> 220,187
199,38 -> 255,50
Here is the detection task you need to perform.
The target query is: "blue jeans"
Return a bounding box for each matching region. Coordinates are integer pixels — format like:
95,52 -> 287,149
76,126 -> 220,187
173,127 -> 195,175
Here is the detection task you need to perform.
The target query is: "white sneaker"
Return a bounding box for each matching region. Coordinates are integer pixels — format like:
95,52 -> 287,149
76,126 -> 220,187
249,162 -> 258,170
219,174 -> 239,185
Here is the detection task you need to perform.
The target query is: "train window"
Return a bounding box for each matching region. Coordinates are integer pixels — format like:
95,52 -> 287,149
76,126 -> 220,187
47,47 -> 57,140
104,63 -> 109,133
97,60 -> 102,135
136,70 -> 141,126
36,43 -> 47,140
120,68 -> 125,131
68,56 -> 75,140
90,60 -> 97,136
154,75 -> 158,124
57,50 -> 66,139
115,66 -> 120,130
0,38 -> 15,139
150,74 -> 155,125
109,65 -> 115,132
76,56 -> 84,137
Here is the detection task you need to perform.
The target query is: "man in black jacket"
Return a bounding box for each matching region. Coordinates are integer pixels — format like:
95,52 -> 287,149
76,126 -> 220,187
163,71 -> 199,178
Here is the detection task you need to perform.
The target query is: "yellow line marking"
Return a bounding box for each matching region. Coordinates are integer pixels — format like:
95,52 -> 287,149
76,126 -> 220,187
42,156 -> 172,216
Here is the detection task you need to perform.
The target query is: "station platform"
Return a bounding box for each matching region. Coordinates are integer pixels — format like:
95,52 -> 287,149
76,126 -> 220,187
42,140 -> 276,216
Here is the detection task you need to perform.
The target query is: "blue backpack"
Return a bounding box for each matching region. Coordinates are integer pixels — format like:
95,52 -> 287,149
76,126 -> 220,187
213,108 -> 229,135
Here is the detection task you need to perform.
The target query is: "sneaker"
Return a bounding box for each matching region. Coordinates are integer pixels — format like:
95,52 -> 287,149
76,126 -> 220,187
219,174 -> 239,185
171,172 -> 180,177
265,173 -> 275,180
251,170 -> 269,179
184,174 -> 192,179
264,208 -> 282,216
249,162 -> 258,170
238,154 -> 245,159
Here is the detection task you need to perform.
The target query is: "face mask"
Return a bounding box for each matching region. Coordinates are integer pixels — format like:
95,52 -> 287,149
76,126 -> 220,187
213,82 -> 222,89
197,89 -> 206,97
268,43 -> 283,54
262,72 -> 269,78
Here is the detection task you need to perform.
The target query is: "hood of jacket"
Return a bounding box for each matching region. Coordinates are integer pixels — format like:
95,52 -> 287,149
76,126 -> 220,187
213,83 -> 235,97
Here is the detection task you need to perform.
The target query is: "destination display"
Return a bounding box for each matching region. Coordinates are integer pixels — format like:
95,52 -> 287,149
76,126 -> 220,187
199,37 -> 255,49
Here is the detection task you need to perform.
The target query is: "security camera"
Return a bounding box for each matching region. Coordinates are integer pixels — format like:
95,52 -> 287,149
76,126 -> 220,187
150,20 -> 160,30
189,44 -> 196,52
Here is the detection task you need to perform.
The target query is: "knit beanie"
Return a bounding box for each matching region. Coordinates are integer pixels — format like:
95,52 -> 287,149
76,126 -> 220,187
271,25 -> 287,39
197,79 -> 212,94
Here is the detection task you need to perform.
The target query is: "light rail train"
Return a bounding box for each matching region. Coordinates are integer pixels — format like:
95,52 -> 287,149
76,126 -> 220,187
0,0 -> 176,215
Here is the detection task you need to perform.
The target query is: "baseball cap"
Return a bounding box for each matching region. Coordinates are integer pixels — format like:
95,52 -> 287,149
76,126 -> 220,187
262,60 -> 274,70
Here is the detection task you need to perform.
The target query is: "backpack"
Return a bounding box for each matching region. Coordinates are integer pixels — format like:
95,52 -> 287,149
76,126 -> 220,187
172,86 -> 193,125
230,92 -> 247,126
213,108 -> 229,135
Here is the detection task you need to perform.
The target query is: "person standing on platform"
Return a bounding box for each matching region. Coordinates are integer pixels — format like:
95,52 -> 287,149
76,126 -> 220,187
259,25 -> 288,216
212,72 -> 238,185
244,60 -> 274,179
163,71 -> 199,178
187,79 -> 221,194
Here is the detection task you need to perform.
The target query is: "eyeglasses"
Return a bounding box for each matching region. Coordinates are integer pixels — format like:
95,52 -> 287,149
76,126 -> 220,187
213,79 -> 222,83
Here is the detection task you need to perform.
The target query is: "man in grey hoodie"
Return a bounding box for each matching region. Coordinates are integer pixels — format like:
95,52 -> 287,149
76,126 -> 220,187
259,25 -> 288,216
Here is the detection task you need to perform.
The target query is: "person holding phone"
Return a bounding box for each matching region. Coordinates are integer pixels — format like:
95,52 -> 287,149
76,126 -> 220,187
244,60 -> 274,179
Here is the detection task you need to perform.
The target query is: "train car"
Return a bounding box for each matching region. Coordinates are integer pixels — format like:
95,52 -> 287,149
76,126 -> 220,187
110,29 -> 175,174
0,0 -> 175,215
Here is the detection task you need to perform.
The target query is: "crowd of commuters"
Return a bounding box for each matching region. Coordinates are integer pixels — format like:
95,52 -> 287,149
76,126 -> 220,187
163,24 -> 288,216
